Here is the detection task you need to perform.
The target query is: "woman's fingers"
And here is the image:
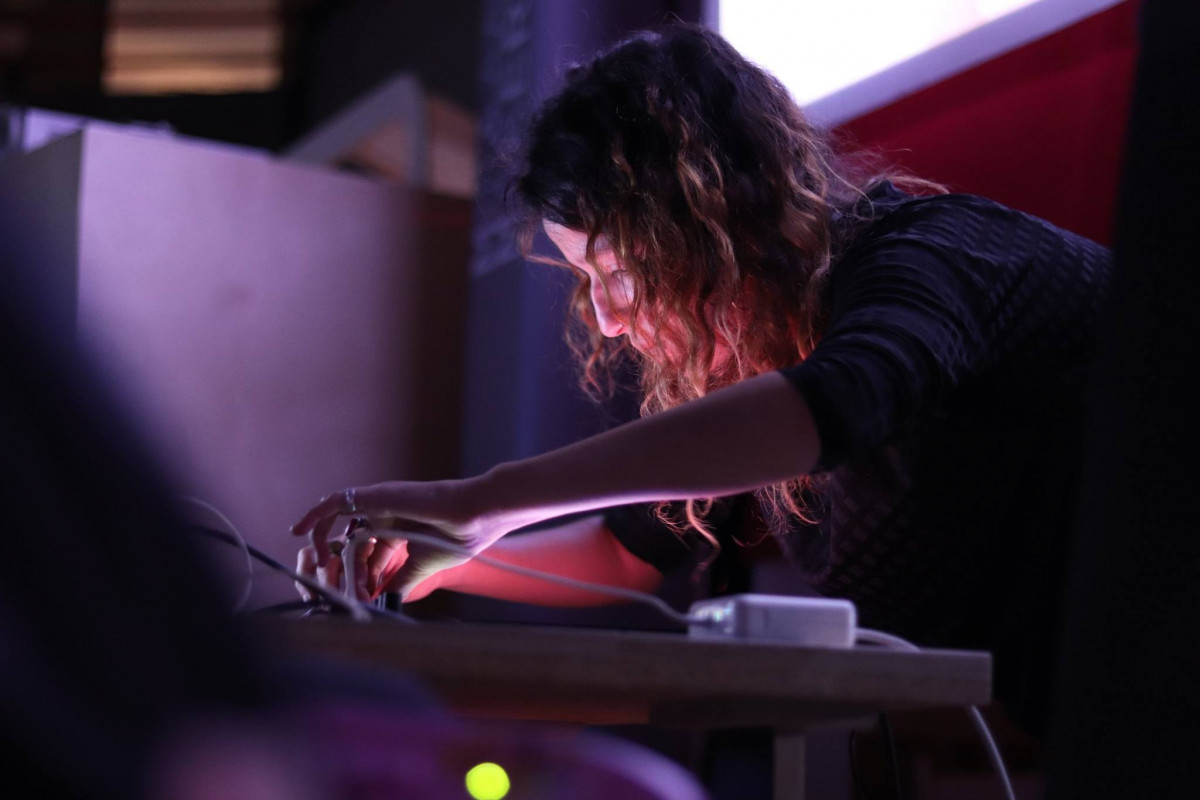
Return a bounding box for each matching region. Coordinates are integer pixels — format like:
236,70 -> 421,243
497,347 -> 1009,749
289,482 -> 480,602
290,486 -> 388,565
290,492 -> 342,539
368,538 -> 407,599
351,535 -> 378,602
319,548 -> 344,593
311,514 -> 343,566
295,546 -> 318,601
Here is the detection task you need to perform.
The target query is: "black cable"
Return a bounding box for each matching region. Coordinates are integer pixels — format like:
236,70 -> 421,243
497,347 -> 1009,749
190,524 -> 290,572
878,713 -> 904,800
250,599 -> 325,615
188,525 -> 359,617
849,730 -> 870,800
191,524 -> 416,624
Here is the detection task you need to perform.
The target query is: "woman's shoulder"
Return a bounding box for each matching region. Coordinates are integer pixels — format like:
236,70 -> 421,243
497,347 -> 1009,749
846,180 -> 1024,233
835,180 -> 1111,276
845,180 -> 1106,250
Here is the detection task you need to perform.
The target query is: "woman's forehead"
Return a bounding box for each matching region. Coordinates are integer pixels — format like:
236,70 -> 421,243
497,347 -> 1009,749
544,220 -> 614,270
543,220 -> 587,254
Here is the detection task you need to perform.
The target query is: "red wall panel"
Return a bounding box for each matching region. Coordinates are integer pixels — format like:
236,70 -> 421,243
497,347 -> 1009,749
839,1 -> 1139,245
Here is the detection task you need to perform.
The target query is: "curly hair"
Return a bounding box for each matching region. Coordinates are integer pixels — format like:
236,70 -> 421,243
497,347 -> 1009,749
514,23 -> 943,545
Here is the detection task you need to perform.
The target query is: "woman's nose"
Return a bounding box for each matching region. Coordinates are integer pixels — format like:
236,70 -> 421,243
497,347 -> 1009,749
594,305 -> 626,338
590,288 -> 626,338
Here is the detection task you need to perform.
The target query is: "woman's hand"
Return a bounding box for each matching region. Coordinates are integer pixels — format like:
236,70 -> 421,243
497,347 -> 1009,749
290,479 -> 505,602
294,536 -> 448,604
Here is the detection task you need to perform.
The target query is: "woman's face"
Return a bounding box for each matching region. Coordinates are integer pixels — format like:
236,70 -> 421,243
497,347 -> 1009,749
543,220 -> 735,368
544,220 -> 648,351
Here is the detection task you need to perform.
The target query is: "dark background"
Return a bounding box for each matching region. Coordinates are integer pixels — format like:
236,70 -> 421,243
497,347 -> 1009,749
0,0 -> 484,150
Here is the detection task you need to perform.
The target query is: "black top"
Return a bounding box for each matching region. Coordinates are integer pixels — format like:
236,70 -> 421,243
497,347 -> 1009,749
606,182 -> 1114,735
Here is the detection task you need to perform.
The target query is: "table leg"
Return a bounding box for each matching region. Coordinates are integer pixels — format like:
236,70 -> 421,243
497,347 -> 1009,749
773,729 -> 806,800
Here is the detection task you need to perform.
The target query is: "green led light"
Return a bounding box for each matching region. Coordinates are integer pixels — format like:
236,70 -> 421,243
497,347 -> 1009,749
465,762 -> 510,800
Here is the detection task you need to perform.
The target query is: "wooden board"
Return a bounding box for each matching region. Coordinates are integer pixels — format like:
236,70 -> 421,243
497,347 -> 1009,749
264,618 -> 991,728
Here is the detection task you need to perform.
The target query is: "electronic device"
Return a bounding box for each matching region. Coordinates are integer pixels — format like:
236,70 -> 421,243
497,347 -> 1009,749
686,593 -> 857,647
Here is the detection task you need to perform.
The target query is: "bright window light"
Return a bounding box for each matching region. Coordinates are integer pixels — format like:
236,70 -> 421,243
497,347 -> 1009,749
718,0 -> 1040,107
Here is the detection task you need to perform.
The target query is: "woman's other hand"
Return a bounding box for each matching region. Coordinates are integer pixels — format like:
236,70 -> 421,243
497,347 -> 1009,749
294,536 -> 446,604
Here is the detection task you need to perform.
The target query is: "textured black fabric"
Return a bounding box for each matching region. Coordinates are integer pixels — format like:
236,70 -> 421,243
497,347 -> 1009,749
607,183 -> 1113,735
603,495 -> 755,597
603,503 -> 697,572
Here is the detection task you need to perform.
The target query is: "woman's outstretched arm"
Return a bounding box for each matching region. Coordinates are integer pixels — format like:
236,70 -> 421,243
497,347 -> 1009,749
296,513 -> 664,605
403,514 -> 663,605
292,370 -> 818,600
474,371 -> 819,529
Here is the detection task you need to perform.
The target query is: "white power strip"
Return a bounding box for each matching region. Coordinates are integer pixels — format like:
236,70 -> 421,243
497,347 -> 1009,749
687,594 -> 857,647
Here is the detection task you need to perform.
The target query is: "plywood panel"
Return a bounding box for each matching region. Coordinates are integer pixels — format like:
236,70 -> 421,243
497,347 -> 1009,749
73,125 -> 469,602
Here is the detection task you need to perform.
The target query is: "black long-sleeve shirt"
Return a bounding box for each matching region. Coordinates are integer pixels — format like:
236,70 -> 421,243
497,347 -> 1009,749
606,182 -> 1114,734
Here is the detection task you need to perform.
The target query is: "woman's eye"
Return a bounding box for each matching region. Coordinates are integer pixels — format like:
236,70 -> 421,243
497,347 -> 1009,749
609,270 -> 636,298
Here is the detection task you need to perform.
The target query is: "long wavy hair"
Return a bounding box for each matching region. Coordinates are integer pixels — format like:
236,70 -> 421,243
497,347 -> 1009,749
514,24 -> 943,546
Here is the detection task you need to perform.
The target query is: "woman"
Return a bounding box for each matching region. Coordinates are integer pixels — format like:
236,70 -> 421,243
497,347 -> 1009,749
293,24 -> 1111,735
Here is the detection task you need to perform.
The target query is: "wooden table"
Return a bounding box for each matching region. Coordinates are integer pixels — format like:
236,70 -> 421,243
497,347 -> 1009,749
267,618 -> 991,799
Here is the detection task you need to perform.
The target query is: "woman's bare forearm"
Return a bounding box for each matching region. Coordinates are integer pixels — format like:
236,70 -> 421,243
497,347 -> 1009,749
430,514 -> 663,606
472,371 -> 819,532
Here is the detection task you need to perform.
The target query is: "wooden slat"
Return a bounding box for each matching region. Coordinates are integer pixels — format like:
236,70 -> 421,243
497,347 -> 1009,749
109,26 -> 281,57
107,53 -> 280,70
105,63 -> 279,94
109,11 -> 278,29
103,0 -> 283,94
109,0 -> 278,28
114,0 -> 277,11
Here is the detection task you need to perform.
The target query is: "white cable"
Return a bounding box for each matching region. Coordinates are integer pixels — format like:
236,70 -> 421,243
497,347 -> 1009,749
182,497 -> 372,622
179,495 -> 254,614
855,627 -> 921,652
968,705 -> 1017,800
352,527 -> 703,627
855,628 -> 1016,800
340,534 -> 396,615
268,551 -> 373,622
